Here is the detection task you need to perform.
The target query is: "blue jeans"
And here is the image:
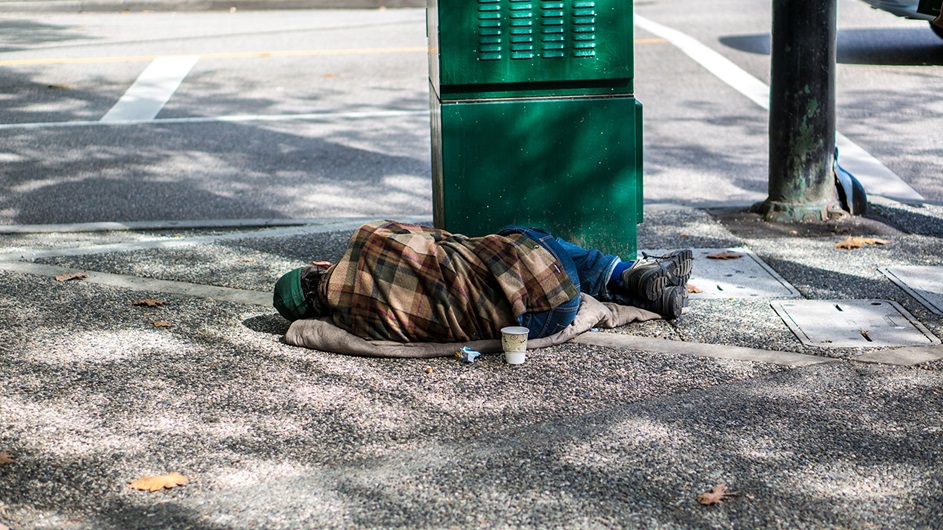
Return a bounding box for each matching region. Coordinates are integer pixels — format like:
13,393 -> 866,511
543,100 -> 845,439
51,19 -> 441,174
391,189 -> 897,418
498,226 -> 621,339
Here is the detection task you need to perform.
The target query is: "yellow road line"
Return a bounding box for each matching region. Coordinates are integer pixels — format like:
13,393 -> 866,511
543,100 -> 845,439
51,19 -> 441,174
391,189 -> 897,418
0,39 -> 666,66
0,46 -> 429,66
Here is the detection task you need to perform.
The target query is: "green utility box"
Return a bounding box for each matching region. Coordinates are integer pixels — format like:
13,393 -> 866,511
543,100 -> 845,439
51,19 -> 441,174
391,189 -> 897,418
428,0 -> 643,257
918,0 -> 941,17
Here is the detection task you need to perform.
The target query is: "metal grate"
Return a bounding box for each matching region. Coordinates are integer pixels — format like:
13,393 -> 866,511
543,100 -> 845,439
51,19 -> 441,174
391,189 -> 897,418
772,299 -> 941,348
476,0 -> 598,62
571,0 -> 596,57
477,0 -> 503,61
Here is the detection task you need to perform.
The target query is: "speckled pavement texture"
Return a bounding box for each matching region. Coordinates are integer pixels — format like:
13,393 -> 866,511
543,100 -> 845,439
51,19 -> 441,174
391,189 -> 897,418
2,200 -> 943,528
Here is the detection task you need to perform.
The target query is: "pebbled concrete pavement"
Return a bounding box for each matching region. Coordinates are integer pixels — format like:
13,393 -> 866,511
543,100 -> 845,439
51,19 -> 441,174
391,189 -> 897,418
0,0 -> 425,13
1,3 -> 942,529
1,199 -> 942,529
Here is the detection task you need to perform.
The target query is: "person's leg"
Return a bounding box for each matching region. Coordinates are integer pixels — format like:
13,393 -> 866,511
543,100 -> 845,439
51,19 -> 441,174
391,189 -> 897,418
499,225 -> 693,324
518,290 -> 581,339
552,237 -> 623,299
498,226 -> 586,338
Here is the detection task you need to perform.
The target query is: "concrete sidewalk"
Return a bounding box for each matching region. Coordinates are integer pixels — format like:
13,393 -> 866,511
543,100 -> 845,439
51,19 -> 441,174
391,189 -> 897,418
1,3 -> 942,526
1,198 -> 942,529
0,0 -> 424,13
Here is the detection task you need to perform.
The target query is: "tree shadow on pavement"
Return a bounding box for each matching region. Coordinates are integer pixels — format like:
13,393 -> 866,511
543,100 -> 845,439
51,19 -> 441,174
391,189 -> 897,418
0,20 -> 95,52
721,27 -> 943,66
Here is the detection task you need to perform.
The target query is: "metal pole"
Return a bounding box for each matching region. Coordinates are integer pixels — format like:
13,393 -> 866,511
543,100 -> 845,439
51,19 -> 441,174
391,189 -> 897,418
755,0 -> 837,222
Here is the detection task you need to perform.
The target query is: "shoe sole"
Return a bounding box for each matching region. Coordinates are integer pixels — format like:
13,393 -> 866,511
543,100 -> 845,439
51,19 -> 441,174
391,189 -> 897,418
611,285 -> 688,319
623,249 -> 694,302
633,264 -> 669,301
661,285 -> 689,320
662,249 -> 694,286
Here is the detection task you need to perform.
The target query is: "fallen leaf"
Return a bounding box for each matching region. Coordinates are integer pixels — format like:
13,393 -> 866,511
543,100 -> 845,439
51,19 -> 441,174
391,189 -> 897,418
687,284 -> 703,294
128,472 -> 189,492
697,484 -> 739,506
706,251 -> 744,260
153,321 -> 172,328
835,237 -> 889,250
55,271 -> 88,282
424,367 -> 433,374
0,452 -> 13,464
323,73 -> 337,78
133,299 -> 166,307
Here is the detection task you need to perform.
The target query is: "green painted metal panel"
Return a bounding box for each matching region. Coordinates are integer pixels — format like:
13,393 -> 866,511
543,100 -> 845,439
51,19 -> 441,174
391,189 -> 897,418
428,0 -> 633,99
919,0 -> 941,16
431,96 -> 642,258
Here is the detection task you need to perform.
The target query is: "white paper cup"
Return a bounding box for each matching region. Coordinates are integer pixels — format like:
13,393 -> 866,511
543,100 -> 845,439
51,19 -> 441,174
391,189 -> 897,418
501,326 -> 529,364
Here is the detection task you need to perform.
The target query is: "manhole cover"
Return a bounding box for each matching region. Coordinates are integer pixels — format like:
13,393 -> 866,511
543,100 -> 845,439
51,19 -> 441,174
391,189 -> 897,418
771,299 -> 941,348
643,248 -> 799,300
880,266 -> 943,316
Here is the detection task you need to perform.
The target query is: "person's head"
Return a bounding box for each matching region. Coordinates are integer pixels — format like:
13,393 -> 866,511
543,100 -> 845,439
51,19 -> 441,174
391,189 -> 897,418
273,265 -> 329,322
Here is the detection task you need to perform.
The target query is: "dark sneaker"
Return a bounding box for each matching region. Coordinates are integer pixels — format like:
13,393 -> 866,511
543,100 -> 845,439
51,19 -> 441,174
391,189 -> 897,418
619,249 -> 694,301
619,259 -> 669,301
640,249 -> 694,287
612,285 -> 689,320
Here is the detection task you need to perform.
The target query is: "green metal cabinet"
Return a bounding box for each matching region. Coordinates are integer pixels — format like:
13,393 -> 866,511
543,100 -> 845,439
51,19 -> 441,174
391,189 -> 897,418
919,0 -> 941,17
428,0 -> 643,257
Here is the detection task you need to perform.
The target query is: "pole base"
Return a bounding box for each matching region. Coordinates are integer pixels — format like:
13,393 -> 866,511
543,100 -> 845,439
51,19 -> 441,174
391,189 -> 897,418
750,199 -> 829,223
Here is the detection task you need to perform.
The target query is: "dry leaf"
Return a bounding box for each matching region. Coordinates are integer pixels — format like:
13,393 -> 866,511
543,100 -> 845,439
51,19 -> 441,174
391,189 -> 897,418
128,472 -> 189,492
0,452 -> 13,464
153,321 -> 172,328
133,299 -> 166,307
687,284 -> 703,294
706,251 -> 744,260
697,484 -> 739,506
835,237 -> 889,250
55,272 -> 88,282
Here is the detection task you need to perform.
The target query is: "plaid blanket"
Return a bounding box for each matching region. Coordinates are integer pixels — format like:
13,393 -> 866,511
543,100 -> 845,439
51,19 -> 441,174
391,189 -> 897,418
319,221 -> 578,342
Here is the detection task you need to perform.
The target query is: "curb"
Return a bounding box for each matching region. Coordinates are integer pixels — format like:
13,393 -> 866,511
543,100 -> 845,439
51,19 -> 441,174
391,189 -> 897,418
0,0 -> 425,13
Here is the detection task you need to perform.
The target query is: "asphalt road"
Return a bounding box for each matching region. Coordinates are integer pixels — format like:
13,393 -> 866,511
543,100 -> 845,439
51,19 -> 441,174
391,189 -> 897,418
0,0 -> 941,227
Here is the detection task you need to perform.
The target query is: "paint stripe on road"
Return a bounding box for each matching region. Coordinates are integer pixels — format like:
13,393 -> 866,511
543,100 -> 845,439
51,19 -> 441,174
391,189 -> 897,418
634,14 -> 925,203
0,109 -> 428,130
100,56 -> 199,123
0,47 -> 430,67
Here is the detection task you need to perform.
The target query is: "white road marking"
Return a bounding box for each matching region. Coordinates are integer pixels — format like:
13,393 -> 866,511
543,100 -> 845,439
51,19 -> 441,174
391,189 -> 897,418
100,56 -> 200,123
0,109 -> 428,130
634,14 -> 925,203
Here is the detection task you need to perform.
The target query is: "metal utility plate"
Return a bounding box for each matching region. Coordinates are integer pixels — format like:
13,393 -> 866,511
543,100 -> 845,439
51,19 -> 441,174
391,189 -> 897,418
880,266 -> 943,316
771,299 -> 941,348
644,248 -> 799,300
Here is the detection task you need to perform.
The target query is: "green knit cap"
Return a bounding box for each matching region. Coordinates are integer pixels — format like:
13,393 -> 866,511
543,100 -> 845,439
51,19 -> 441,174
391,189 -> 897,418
273,267 -> 313,322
